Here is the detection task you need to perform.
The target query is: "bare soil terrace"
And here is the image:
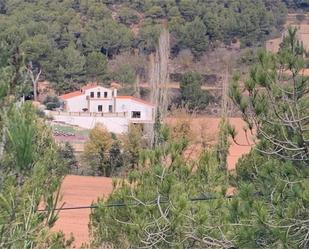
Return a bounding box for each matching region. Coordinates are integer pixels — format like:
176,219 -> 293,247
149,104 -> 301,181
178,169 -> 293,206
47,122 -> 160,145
52,176 -> 113,248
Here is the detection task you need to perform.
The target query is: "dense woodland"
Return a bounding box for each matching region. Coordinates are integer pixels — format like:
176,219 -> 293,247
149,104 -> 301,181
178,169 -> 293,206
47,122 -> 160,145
0,1 -> 308,248
89,28 -> 309,249
0,0 -> 294,94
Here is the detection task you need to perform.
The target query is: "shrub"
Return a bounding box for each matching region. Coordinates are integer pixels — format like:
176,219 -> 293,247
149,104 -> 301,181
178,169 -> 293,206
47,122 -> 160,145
180,71 -> 211,111
43,95 -> 61,110
119,7 -> 139,25
145,6 -> 164,19
296,14 -> 306,22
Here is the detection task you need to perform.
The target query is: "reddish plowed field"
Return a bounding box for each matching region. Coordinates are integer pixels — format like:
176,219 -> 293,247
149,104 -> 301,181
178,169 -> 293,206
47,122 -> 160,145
52,175 -> 113,247
165,117 -> 253,170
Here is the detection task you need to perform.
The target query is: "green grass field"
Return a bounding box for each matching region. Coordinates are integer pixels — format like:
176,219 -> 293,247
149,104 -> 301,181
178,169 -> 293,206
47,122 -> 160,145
51,123 -> 89,137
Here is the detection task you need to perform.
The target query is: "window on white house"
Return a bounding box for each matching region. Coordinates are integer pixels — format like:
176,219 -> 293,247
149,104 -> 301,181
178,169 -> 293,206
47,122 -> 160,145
97,92 -> 101,98
108,105 -> 113,113
104,92 -> 108,98
98,105 -> 102,112
131,111 -> 141,118
90,92 -> 94,98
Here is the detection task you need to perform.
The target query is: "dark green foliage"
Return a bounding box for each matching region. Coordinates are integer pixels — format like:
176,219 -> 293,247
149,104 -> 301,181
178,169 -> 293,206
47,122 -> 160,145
88,26 -> 309,249
0,0 -> 289,92
230,28 -> 309,163
137,23 -> 162,53
283,0 -> 309,9
216,118 -> 232,170
118,7 -> 139,25
82,125 -> 126,176
85,52 -> 108,82
112,64 -> 135,85
90,139 -> 230,248
83,19 -> 133,57
0,102 -> 71,248
108,140 -> 124,175
178,17 -> 209,56
145,5 -> 164,19
180,71 -> 211,111
0,0 -> 133,92
58,142 -> 78,173
228,29 -> 309,247
178,0 -> 198,21
0,49 -> 70,247
43,95 -> 61,110
230,151 -> 309,248
5,104 -> 37,172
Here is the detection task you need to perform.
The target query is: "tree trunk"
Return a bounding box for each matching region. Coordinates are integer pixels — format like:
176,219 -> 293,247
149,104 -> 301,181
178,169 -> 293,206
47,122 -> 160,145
27,67 -> 41,102
146,28 -> 170,147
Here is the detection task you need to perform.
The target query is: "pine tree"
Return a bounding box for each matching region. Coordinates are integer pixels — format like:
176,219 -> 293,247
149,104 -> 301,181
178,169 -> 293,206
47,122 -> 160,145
0,100 -> 71,248
229,27 -> 309,164
229,28 -> 309,249
89,138 -> 231,248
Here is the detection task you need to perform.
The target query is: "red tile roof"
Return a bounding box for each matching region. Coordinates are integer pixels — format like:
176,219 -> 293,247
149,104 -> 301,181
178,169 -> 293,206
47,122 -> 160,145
59,91 -> 83,100
59,83 -> 154,107
59,83 -> 99,100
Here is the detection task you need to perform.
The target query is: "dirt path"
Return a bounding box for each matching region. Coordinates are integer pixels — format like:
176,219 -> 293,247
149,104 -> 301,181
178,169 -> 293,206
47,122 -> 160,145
139,82 -> 223,90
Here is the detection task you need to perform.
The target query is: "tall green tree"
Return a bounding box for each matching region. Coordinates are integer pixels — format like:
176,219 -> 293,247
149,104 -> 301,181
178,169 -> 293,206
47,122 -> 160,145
85,51 -> 108,82
180,71 -> 211,111
82,124 -> 113,176
90,138 -> 231,248
179,17 -> 209,56
83,20 -> 133,57
228,28 -> 309,248
122,124 -> 143,169
230,151 -> 309,248
0,101 -> 71,248
48,43 -> 85,92
229,28 -> 309,163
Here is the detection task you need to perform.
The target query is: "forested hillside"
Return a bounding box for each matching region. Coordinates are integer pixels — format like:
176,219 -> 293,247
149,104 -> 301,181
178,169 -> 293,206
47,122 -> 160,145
0,1 -> 308,248
0,0 -> 290,93
283,0 -> 309,9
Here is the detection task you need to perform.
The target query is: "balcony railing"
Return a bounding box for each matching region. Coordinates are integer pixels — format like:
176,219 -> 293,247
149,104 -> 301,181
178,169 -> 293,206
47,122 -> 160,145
49,111 -> 127,117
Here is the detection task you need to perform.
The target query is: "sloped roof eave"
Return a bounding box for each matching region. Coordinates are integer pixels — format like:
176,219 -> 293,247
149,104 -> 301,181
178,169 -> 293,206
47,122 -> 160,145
59,91 -> 83,100
116,96 -> 154,107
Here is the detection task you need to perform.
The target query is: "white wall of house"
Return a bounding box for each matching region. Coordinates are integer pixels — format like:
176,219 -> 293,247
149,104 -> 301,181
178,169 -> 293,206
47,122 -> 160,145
84,86 -> 115,113
89,99 -> 114,113
84,86 -> 114,99
65,95 -> 87,112
52,114 -> 129,133
63,95 -> 154,122
115,99 -> 154,121
62,86 -> 117,113
58,85 -> 154,132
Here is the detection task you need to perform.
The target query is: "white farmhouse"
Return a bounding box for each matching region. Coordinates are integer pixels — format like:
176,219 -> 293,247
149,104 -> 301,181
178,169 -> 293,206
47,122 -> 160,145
49,83 -> 155,133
